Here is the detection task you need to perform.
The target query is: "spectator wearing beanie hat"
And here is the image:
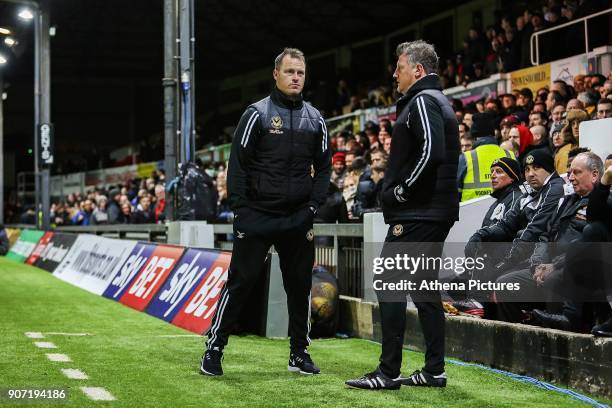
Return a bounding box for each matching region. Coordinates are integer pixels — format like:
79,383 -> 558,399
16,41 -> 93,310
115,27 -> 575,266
499,114 -> 520,142
481,157 -> 523,228
458,112 -> 516,201
523,148 -> 557,175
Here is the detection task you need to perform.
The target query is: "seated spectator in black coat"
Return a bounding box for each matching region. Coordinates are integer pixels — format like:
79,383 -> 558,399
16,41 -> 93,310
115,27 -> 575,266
107,189 -> 122,224
315,183 -> 349,224
116,202 -> 132,224
352,165 -> 385,219
131,195 -> 155,224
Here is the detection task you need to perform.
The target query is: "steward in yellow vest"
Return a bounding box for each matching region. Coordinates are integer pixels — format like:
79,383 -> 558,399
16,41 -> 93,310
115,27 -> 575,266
457,112 -> 515,201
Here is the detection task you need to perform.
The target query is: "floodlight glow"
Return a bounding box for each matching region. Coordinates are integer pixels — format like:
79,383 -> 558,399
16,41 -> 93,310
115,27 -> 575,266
4,37 -> 16,46
0,28 -> 11,35
18,9 -> 34,20
0,54 -> 7,64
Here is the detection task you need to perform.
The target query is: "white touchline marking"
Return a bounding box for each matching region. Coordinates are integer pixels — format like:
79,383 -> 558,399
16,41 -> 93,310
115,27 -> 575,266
45,332 -> 91,336
25,332 -> 45,339
80,387 -> 116,401
61,368 -> 89,380
34,341 -> 57,349
46,353 -> 72,362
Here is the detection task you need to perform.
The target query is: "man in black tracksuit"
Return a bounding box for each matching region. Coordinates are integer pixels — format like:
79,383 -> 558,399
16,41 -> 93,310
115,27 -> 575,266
346,40 -> 460,390
200,48 -> 331,377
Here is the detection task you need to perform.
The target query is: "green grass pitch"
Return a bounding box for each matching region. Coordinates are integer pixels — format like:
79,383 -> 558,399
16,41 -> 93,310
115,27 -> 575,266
0,258 -> 608,407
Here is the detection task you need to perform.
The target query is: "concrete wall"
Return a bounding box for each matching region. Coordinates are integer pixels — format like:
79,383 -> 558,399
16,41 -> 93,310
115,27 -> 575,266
338,296 -> 612,398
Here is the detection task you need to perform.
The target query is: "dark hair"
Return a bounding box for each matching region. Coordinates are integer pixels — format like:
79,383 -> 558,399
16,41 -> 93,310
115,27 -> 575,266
529,111 -> 548,123
552,80 -> 569,97
451,98 -> 464,111
461,132 -> 475,142
355,132 -> 370,151
349,157 -> 367,172
370,147 -> 388,159
549,90 -> 566,107
568,146 -> 591,161
371,165 -> 386,174
598,98 -> 612,106
380,122 -> 393,135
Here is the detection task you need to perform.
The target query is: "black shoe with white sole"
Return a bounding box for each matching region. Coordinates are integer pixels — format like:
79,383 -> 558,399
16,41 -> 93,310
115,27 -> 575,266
200,348 -> 223,376
345,369 -> 402,390
401,369 -> 447,387
288,350 -> 320,375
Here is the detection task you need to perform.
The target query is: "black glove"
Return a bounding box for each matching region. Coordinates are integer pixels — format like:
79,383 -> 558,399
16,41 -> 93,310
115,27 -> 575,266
297,206 -> 316,227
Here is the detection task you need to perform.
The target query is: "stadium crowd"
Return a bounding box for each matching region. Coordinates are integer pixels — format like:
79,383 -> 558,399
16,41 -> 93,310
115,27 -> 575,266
10,171 -> 167,226
308,0 -> 610,119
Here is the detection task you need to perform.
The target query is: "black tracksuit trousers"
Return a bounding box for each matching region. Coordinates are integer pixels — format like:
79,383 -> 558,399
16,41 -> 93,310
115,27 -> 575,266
377,221 -> 452,378
206,207 -> 314,352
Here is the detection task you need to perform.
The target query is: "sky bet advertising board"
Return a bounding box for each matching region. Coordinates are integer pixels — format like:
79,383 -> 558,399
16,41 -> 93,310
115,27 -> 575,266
170,251 -> 230,335
119,245 -> 186,312
146,248 -> 222,323
102,242 -> 158,301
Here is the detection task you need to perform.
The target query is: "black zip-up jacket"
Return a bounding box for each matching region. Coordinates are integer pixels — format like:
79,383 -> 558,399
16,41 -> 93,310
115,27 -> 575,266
227,87 -> 332,215
530,191 -> 590,267
481,183 -> 523,228
471,173 -> 565,264
587,182 -> 611,230
472,183 -> 523,266
381,74 -> 460,224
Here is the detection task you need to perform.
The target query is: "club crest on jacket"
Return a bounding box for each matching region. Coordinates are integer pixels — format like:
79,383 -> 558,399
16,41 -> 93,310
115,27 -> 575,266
269,116 -> 284,134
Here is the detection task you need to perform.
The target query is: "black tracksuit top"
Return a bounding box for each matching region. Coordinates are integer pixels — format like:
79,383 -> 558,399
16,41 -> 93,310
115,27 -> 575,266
381,74 -> 460,224
227,87 -> 332,215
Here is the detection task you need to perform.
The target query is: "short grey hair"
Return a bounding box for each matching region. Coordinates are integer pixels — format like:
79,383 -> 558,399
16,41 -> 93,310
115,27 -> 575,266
396,40 -> 439,74
575,152 -> 603,176
274,47 -> 306,70
577,91 -> 598,107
